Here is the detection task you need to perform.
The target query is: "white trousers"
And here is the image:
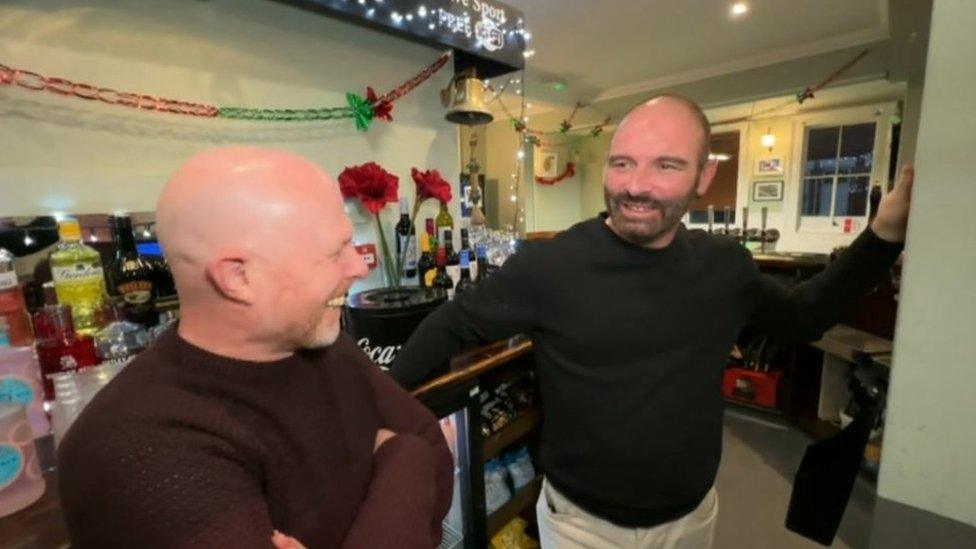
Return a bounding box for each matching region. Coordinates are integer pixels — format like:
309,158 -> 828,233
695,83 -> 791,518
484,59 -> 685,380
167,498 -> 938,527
535,479 -> 718,549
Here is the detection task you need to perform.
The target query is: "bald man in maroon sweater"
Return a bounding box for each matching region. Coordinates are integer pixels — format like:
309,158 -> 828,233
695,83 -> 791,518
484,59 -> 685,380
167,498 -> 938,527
58,147 -> 454,548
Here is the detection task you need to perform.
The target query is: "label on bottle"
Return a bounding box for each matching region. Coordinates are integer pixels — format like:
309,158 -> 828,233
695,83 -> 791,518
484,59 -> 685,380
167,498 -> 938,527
438,227 -> 452,250
447,287 -> 455,300
0,444 -> 24,490
405,236 -> 418,271
0,271 -> 17,291
117,280 -> 154,305
0,377 -> 35,406
446,265 -> 461,287
52,264 -> 104,284
424,269 -> 437,288
398,234 -> 419,271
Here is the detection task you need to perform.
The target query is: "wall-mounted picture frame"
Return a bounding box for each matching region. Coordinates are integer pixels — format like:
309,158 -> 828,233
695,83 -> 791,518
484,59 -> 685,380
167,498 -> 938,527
756,157 -> 783,175
537,151 -> 559,178
753,180 -> 784,202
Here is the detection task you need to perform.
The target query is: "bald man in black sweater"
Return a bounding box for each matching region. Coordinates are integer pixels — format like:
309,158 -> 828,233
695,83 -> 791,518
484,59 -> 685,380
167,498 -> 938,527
392,95 -> 912,548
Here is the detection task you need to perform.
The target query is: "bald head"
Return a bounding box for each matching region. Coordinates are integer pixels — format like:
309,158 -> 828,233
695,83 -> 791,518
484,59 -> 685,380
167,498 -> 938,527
157,146 -> 367,360
603,94 -> 718,249
157,147 -> 338,273
616,94 -> 711,168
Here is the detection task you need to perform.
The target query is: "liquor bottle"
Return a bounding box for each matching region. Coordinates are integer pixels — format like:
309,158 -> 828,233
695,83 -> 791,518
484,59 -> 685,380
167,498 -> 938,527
455,250 -> 475,297
460,227 -> 476,280
443,229 -> 460,286
107,215 -> 157,327
395,198 -> 417,279
435,202 -> 454,250
50,219 -> 106,335
150,255 -> 177,300
417,233 -> 436,289
475,244 -> 490,283
432,247 -> 454,299
425,217 -> 437,249
0,247 -> 34,346
32,304 -> 98,402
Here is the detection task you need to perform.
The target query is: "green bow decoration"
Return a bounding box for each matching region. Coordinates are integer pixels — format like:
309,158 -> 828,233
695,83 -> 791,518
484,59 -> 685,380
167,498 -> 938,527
346,92 -> 374,132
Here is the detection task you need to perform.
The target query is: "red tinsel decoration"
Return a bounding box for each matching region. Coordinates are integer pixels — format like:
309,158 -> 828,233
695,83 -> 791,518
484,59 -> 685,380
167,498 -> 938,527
535,162 -> 576,185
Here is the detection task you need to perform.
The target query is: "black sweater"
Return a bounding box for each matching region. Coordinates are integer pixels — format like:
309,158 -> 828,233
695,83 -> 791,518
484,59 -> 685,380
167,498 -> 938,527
391,215 -> 902,528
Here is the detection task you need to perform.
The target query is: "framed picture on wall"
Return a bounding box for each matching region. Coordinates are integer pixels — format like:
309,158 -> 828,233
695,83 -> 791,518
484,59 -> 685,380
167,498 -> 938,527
756,157 -> 783,175
753,180 -> 784,202
537,151 -> 559,178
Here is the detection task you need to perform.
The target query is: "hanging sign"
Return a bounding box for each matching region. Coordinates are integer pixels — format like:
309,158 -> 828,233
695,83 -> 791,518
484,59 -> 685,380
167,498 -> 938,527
278,0 -> 526,76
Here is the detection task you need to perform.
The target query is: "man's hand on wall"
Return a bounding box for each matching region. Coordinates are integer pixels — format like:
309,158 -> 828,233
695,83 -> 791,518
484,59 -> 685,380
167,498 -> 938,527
871,164 -> 914,243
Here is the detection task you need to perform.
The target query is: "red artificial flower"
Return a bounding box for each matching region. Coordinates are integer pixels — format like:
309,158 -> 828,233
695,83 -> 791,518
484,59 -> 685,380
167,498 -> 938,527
411,168 -> 452,205
339,162 -> 399,215
366,86 -> 393,122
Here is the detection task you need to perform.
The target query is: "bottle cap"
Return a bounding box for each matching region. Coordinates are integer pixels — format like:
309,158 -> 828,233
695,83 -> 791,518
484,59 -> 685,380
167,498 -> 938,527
58,219 -> 82,241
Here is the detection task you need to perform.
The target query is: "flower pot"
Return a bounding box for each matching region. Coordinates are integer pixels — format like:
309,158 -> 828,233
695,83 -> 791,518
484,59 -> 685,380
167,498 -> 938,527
342,287 -> 446,371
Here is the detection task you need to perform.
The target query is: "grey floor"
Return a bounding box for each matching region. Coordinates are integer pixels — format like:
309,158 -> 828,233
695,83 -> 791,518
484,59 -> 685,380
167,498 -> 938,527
714,406 -> 878,549
714,405 -> 976,549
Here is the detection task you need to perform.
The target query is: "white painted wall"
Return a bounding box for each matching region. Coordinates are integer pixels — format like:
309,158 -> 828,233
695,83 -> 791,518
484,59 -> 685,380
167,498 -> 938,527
527,135 -> 583,232
484,116 -> 524,231
878,0 -> 976,527
0,0 -> 458,293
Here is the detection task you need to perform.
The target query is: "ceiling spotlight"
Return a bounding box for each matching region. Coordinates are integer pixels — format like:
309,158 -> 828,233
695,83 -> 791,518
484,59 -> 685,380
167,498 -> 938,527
731,2 -> 749,17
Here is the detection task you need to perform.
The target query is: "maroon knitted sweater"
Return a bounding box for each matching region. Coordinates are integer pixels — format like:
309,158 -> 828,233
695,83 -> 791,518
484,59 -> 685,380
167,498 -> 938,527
58,329 -> 454,548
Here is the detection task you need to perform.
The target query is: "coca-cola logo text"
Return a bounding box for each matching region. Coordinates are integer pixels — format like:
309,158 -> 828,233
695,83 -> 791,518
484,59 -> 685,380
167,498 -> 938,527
357,338 -> 401,370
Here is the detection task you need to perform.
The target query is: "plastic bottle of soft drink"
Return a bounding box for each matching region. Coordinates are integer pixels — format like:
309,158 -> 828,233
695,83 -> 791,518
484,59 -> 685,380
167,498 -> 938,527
0,248 -> 34,346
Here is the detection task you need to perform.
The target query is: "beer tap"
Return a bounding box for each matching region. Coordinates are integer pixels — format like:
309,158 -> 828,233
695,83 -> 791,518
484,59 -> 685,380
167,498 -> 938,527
760,207 -> 768,253
741,206 -> 749,247
723,206 -> 731,236
707,205 -> 714,234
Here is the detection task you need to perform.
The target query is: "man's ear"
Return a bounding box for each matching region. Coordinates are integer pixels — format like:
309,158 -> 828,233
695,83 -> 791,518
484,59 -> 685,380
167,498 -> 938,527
206,251 -> 254,305
695,159 -> 719,198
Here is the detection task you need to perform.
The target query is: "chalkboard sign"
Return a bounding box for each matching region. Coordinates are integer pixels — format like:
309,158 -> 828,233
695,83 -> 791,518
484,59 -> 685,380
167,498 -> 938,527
276,0 -> 525,77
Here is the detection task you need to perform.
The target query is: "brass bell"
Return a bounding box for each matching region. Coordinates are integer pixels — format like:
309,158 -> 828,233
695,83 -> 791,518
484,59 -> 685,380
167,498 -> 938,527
441,70 -> 494,126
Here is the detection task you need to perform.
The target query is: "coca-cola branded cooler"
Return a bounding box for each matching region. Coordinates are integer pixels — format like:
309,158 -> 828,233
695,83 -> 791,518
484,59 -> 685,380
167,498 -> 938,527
342,287 -> 446,371
342,287 -> 466,547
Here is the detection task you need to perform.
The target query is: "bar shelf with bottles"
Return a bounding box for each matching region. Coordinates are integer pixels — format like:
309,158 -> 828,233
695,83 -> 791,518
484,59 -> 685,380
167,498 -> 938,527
0,211 -> 533,547
0,213 -> 180,539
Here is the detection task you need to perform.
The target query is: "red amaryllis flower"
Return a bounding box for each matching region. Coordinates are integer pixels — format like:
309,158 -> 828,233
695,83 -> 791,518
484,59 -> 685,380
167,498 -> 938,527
366,86 -> 393,122
339,162 -> 399,215
411,168 -> 452,205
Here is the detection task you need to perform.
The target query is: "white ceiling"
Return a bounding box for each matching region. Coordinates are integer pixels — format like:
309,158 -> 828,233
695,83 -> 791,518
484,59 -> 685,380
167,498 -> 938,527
506,0 -> 889,105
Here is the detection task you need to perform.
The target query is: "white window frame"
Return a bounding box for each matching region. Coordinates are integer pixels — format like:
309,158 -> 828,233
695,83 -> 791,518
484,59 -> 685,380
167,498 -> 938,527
789,103 -> 896,235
